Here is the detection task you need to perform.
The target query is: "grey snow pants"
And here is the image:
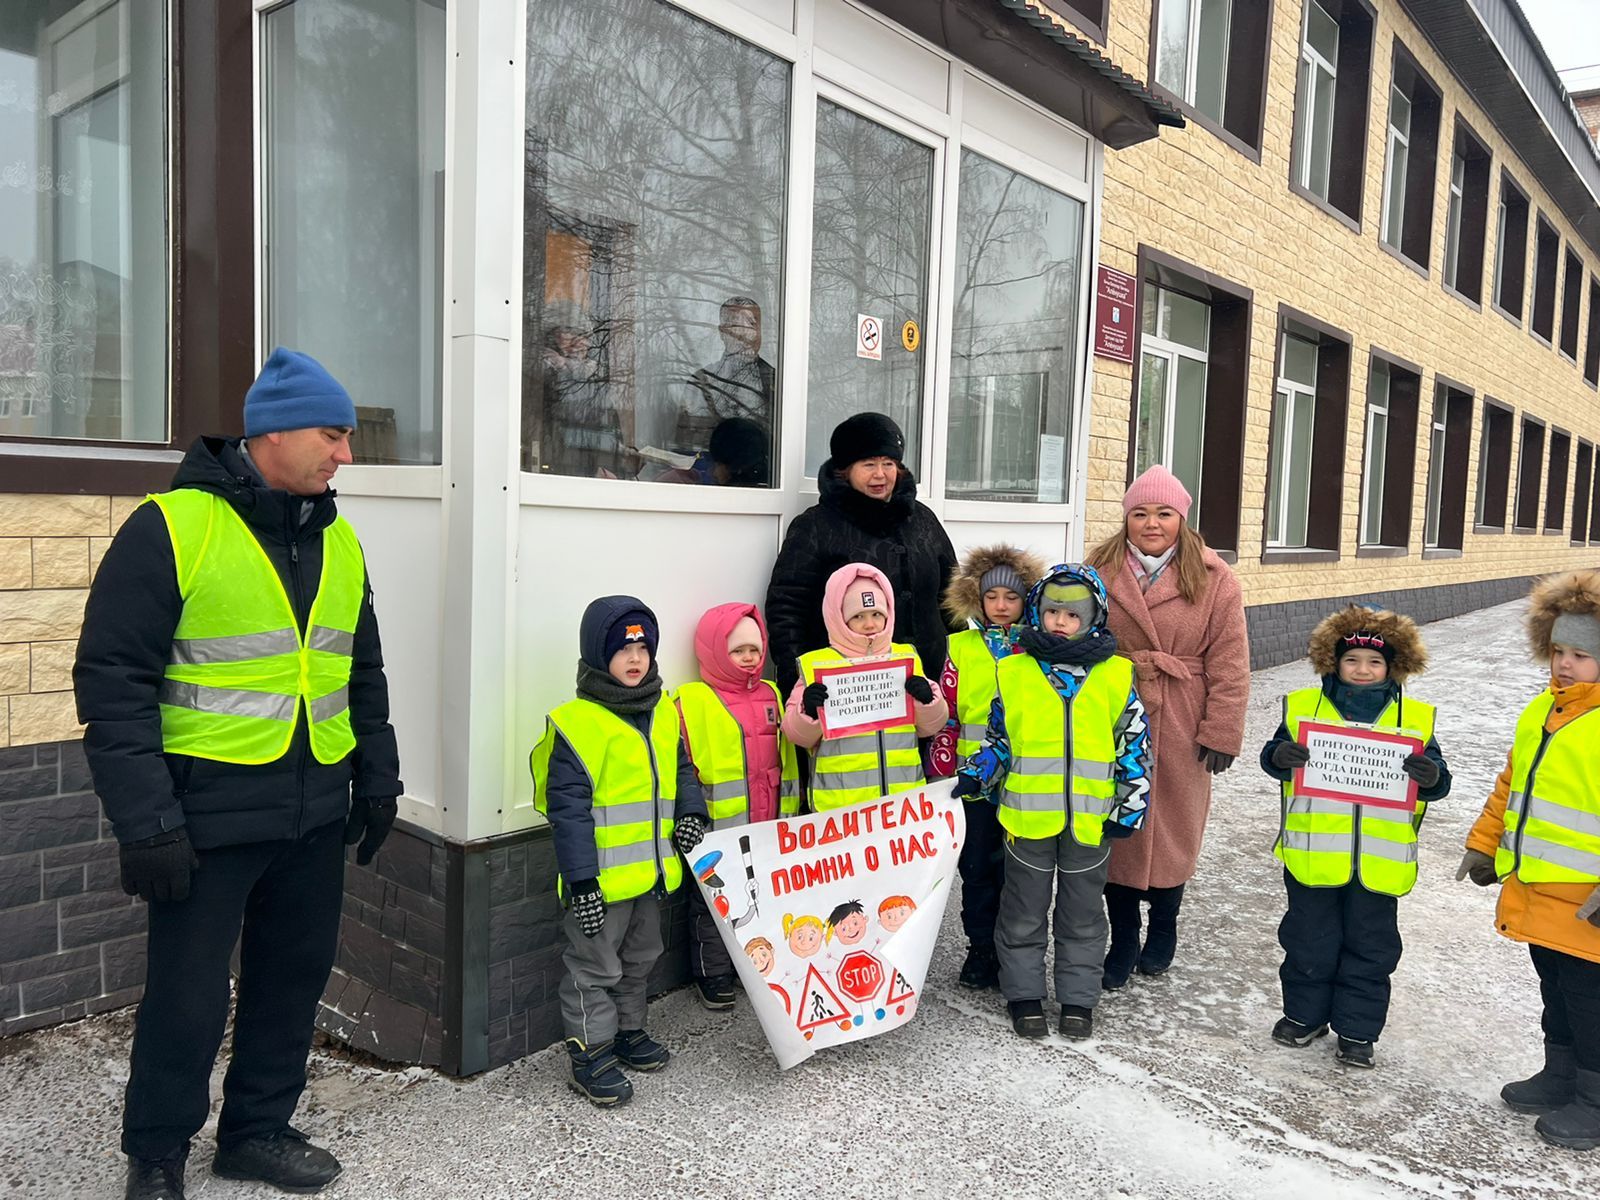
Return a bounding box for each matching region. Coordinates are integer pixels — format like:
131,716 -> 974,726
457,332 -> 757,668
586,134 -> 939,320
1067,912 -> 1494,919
995,831 -> 1111,1011
559,891 -> 664,1047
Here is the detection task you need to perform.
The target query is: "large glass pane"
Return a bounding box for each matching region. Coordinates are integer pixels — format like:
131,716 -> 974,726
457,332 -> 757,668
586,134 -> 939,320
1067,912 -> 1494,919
1308,64 -> 1336,200
1266,386 -> 1290,544
1383,133 -> 1409,248
1154,0 -> 1192,97
1281,332 -> 1317,388
523,0 -> 789,482
0,0 -> 166,441
1172,355 -> 1207,518
265,0 -> 445,465
1306,0 -> 1339,63
1287,390 -> 1316,546
1193,0 -> 1231,123
946,150 -> 1081,502
809,102 -> 933,475
1363,409 -> 1388,545
1163,290 -> 1210,352
1136,352 -> 1170,479
1444,154 -> 1464,289
1424,421 -> 1446,546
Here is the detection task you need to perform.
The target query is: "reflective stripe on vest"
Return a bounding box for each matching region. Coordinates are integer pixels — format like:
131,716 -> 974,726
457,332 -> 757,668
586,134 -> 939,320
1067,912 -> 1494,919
529,696 -> 683,903
948,628 -> 1003,759
1497,697 -> 1600,884
149,489 -> 364,766
994,653 -> 1134,846
1274,687 -> 1437,897
673,680 -> 801,827
799,644 -> 927,812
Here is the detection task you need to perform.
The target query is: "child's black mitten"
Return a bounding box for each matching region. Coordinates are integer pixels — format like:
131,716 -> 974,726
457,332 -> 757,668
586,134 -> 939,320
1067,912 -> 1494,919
802,681 -> 829,718
1454,850 -> 1497,887
906,675 -> 934,704
673,813 -> 708,856
1270,741 -> 1310,770
569,878 -> 607,937
1401,753 -> 1440,788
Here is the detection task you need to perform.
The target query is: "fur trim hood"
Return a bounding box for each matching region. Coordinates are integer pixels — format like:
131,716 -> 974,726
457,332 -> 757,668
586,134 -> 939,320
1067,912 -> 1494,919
1527,570 -> 1600,659
1307,605 -> 1427,683
942,544 -> 1049,626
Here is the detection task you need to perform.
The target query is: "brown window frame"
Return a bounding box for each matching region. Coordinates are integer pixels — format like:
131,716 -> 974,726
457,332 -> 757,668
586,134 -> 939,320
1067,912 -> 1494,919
1145,0 -> 1274,159
1443,118 -> 1491,306
1,1 -> 256,497
1586,275 -> 1600,389
1127,246 -> 1254,558
1036,0 -> 1108,44
1424,377 -> 1473,555
1493,173 -> 1530,324
1288,0 -> 1375,231
1356,349 -> 1420,555
1513,415 -> 1547,532
1261,305 -> 1352,564
1530,214 -> 1560,345
1474,398 -> 1514,533
1560,248 -> 1584,361
1572,439 -> 1593,545
1590,445 -> 1600,547
1380,44 -> 1441,272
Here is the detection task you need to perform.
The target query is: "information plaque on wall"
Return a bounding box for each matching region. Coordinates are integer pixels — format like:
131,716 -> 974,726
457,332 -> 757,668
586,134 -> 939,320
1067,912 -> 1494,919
1093,265 -> 1137,363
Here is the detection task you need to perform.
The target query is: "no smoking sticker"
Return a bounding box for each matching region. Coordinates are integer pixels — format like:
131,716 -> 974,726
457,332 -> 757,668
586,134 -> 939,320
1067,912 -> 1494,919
856,314 -> 883,361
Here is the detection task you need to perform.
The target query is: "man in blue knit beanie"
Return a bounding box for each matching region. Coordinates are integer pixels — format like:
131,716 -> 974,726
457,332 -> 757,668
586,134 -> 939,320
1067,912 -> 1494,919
74,348 -> 400,1199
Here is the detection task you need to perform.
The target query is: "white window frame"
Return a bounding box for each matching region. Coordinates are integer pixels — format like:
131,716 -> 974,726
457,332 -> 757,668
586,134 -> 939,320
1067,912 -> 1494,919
1360,362 -> 1390,546
1136,286 -> 1209,521
1293,0 -> 1338,199
1267,331 -> 1318,549
1444,148 -> 1465,291
1423,403 -> 1448,548
1380,82 -> 1411,250
1156,0 -> 1232,120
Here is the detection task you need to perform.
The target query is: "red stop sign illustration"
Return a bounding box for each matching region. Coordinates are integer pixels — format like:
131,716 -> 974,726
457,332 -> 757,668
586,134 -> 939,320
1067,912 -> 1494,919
836,950 -> 885,1003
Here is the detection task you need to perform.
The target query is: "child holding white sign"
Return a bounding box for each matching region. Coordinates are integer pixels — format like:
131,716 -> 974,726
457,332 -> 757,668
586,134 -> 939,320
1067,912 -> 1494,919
1457,570 -> 1600,1151
782,563 -> 947,812
1259,606 -> 1451,1069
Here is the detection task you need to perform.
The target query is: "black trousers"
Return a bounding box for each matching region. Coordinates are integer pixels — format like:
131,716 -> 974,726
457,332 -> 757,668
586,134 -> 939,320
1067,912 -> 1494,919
1531,944 -> 1600,1072
957,798 -> 1004,947
1277,870 -> 1402,1043
687,875 -> 733,980
122,819 -> 345,1159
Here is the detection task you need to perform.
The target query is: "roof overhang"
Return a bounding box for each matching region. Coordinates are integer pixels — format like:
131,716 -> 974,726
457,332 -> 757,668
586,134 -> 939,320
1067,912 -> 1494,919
858,0 -> 1184,150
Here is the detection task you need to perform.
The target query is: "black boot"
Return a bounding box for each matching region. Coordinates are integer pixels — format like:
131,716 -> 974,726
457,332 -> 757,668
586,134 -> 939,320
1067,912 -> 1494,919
1059,1005 -> 1094,1040
1536,1069 -> 1600,1151
1335,1036 -> 1376,1069
565,1038 -> 634,1106
1008,999 -> 1048,1039
1502,1041 -> 1578,1114
1137,884 -> 1184,976
1102,884 -> 1142,990
210,1127 -> 340,1193
694,974 -> 737,1011
126,1147 -> 187,1200
613,1028 -> 671,1071
1271,1016 -> 1330,1047
958,943 -> 999,990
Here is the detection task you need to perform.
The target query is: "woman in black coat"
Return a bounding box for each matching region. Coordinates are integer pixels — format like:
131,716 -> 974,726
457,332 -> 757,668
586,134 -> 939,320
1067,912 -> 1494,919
766,413 -> 958,694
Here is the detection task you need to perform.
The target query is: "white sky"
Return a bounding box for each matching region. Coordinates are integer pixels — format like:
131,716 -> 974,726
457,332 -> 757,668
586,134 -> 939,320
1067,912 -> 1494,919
1518,0 -> 1600,92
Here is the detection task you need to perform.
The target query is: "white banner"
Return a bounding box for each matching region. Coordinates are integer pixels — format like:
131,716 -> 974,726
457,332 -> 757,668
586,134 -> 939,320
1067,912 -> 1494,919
689,779 -> 964,1069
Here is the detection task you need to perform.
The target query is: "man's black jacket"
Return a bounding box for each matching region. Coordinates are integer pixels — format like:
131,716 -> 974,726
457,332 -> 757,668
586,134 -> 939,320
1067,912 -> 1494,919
73,436 -> 403,849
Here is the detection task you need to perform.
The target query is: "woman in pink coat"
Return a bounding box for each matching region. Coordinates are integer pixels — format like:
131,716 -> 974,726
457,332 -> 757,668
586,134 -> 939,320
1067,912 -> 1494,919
1084,466 -> 1250,988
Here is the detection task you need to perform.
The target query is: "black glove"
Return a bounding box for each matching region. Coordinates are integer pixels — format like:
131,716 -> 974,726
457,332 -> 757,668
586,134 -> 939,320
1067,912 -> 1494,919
344,795 -> 398,866
906,675 -> 935,704
673,812 -> 708,856
1402,753 -> 1440,789
119,828 -> 199,904
1197,746 -> 1235,775
951,773 -> 982,800
1102,820 -> 1137,840
1455,850 -> 1498,887
569,878 -> 607,938
1270,741 -> 1311,770
802,681 -> 829,719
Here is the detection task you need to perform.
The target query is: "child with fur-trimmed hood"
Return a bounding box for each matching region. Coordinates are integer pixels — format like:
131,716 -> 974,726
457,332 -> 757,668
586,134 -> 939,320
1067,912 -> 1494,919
1259,605 -> 1451,1071
1459,571 -> 1600,1152
930,544 -> 1047,990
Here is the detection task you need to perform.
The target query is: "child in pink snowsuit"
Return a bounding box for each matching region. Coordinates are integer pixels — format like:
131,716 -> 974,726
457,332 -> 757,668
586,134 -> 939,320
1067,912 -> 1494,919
674,603 -> 798,1010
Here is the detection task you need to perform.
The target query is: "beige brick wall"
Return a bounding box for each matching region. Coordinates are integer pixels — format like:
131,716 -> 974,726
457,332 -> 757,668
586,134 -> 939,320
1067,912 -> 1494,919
0,495 -> 141,748
1033,0 -> 1600,607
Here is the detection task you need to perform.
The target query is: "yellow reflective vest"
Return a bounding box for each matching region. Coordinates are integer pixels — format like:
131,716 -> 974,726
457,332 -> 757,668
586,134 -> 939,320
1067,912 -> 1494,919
948,628 -> 1005,761
1496,694 -> 1600,885
1274,687 -> 1436,896
995,653 -> 1133,845
530,696 -> 683,903
799,644 -> 927,812
673,680 -> 801,826
150,488 -> 363,766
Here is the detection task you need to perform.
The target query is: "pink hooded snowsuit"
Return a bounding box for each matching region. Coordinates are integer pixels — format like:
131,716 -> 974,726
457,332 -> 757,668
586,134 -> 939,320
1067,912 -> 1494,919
782,563 -> 948,749
682,603 -> 788,824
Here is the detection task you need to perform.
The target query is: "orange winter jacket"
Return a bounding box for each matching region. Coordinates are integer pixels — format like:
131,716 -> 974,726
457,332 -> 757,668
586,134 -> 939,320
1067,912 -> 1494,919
1466,678 -> 1600,965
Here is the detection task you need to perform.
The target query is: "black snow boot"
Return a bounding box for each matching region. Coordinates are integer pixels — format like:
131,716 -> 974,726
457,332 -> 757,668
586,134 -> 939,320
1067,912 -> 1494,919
1335,1037 -> 1376,1069
1101,884 -> 1142,991
211,1127 -> 341,1193
958,943 -> 999,990
565,1038 -> 634,1106
1272,1016 -> 1330,1047
1138,884 -> 1184,976
613,1028 -> 671,1071
1009,999 -> 1049,1039
126,1147 -> 188,1200
694,974 -> 738,1011
1059,1005 -> 1094,1041
1502,1041 -> 1578,1114
1535,1069 -> 1600,1152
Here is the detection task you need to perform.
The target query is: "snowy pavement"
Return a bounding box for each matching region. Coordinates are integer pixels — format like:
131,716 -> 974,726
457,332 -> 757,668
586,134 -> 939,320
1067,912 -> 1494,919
5,598 -> 1600,1199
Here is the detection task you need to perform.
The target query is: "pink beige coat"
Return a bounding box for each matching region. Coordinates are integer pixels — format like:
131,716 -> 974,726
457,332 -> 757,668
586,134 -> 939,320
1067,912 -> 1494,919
1106,546 -> 1250,890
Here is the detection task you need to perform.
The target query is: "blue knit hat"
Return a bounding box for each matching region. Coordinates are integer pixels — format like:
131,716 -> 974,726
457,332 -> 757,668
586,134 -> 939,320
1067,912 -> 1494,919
243,348 -> 358,436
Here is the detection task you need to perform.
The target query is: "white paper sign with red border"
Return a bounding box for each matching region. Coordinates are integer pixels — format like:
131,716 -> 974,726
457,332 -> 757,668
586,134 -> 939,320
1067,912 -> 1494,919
1292,719 -> 1424,811
814,656 -> 916,738
688,779 -> 963,1069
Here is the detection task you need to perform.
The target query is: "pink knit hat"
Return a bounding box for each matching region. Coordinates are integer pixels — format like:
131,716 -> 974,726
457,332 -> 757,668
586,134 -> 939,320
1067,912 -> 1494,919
1122,465 -> 1192,519
823,563 -> 896,657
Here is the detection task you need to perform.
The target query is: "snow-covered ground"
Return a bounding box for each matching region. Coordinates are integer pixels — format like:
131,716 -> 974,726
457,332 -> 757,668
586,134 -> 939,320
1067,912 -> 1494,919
5,598 -> 1599,1199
